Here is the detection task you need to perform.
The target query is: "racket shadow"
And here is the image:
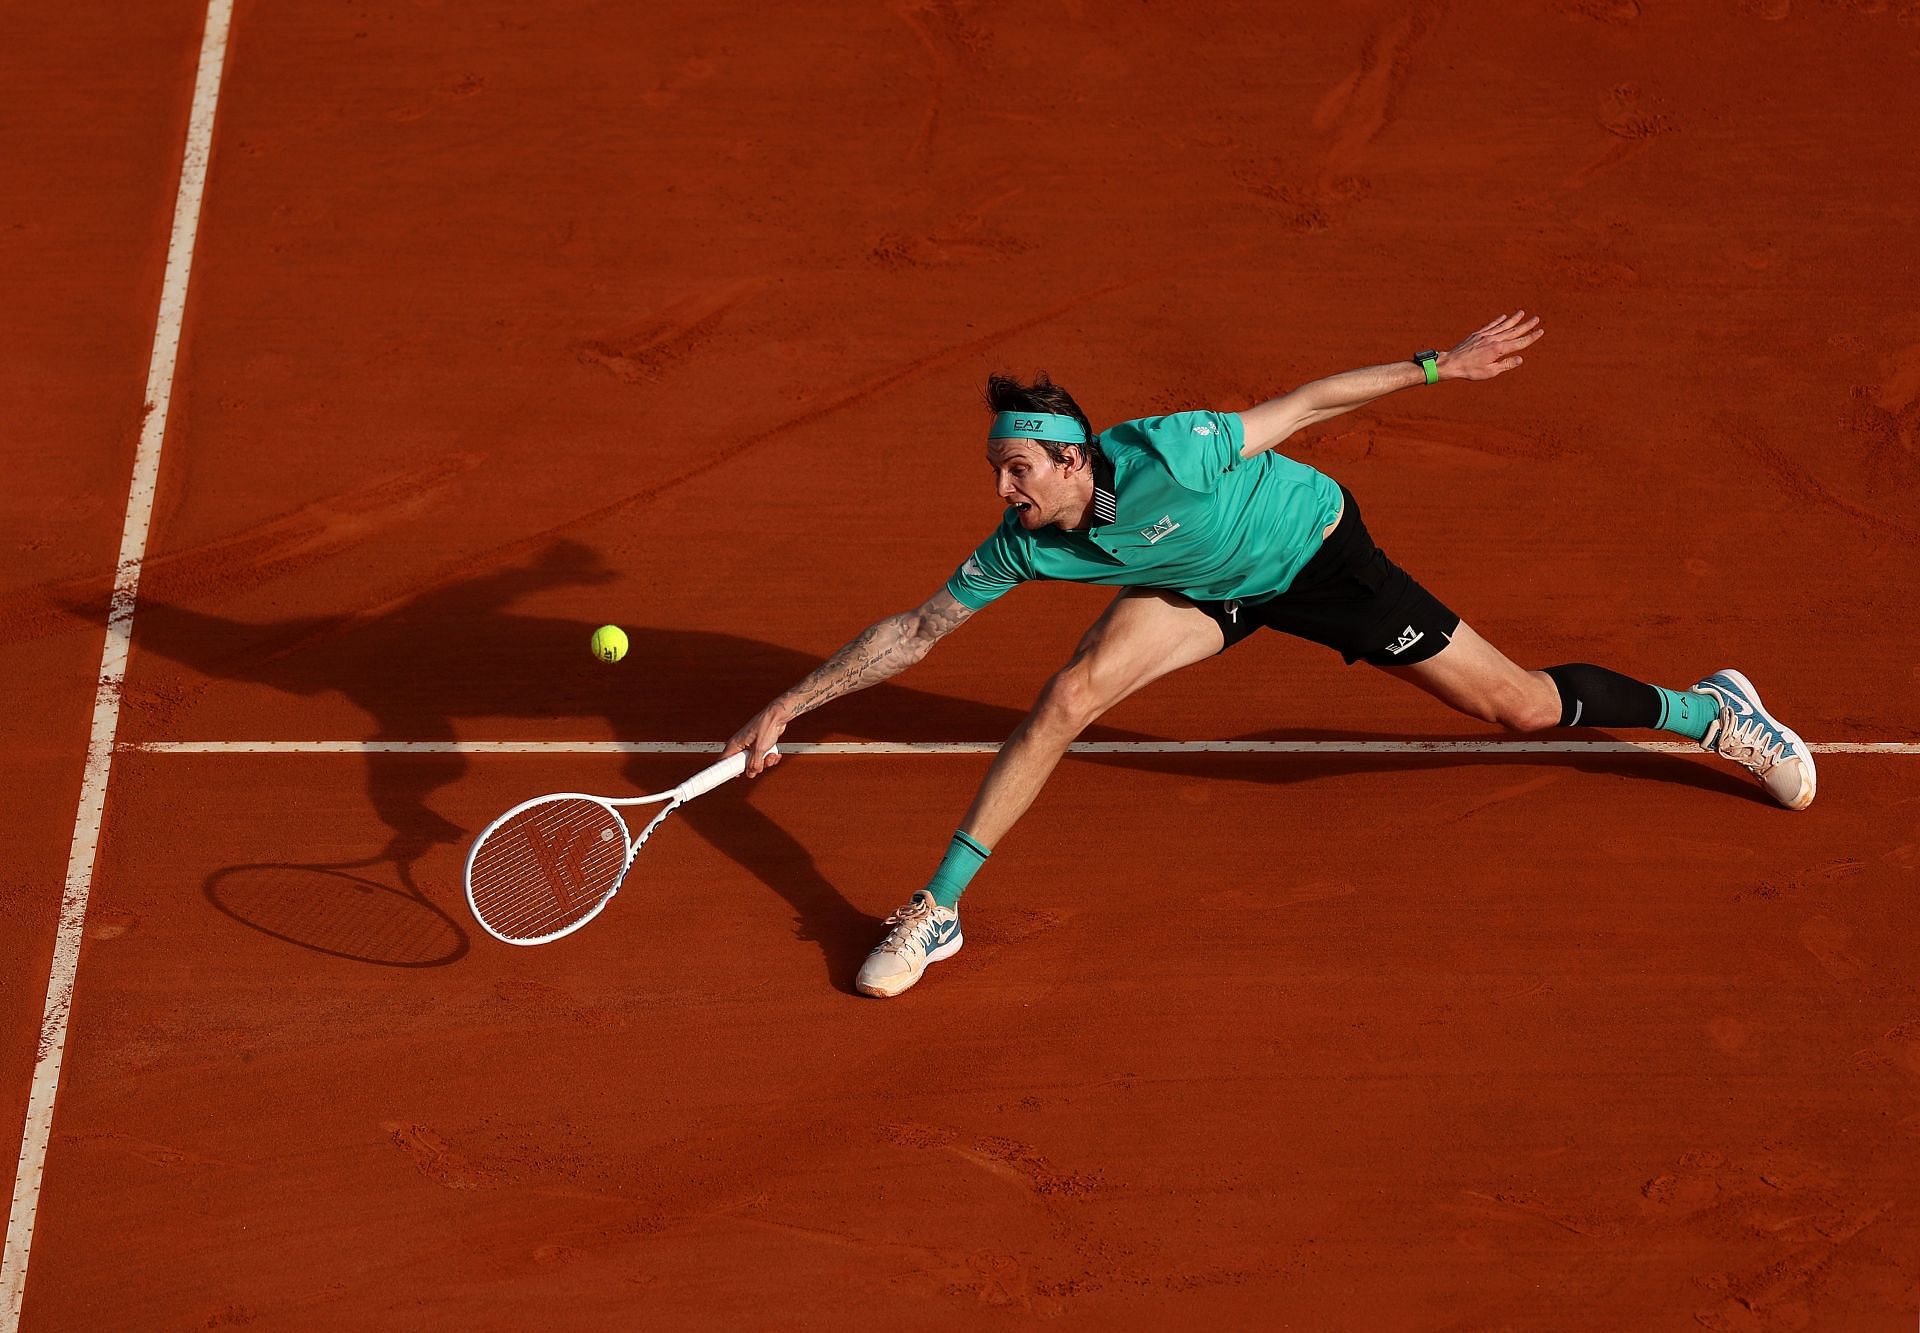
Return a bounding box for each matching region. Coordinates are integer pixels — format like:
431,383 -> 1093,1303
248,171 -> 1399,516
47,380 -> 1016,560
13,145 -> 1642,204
203,855 -> 470,968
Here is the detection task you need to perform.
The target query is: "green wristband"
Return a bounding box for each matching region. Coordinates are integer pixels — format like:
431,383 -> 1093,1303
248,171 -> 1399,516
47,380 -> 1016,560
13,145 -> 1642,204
1413,350 -> 1440,385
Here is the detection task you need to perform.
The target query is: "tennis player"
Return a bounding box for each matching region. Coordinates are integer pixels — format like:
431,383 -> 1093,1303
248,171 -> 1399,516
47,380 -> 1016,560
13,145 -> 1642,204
724,312 -> 1816,998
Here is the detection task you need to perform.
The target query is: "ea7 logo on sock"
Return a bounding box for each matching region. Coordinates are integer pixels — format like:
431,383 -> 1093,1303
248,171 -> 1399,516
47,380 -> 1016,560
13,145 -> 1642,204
1140,515 -> 1180,543
1384,625 -> 1424,656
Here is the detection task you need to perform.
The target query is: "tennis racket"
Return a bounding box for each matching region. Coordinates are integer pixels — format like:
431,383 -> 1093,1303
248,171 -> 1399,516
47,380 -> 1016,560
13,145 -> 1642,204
464,749 -> 769,945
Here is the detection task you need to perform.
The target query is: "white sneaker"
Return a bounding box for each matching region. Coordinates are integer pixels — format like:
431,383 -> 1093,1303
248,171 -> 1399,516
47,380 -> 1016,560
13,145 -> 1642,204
1692,668 -> 1817,811
856,890 -> 962,998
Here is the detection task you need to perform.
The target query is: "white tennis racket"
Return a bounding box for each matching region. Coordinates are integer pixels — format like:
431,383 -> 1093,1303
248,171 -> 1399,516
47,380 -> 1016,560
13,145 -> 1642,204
464,749 -> 768,945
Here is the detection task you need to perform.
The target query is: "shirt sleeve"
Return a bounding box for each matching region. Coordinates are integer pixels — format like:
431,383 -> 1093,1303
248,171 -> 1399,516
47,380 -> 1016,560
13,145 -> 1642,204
944,518 -> 1030,610
1117,410 -> 1246,491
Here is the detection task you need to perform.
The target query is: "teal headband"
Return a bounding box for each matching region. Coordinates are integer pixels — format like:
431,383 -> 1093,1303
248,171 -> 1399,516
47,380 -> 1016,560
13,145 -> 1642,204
987,411 -> 1088,446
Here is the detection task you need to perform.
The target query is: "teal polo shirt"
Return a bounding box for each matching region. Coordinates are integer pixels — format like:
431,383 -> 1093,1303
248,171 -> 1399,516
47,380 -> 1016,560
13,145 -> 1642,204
946,410 -> 1343,610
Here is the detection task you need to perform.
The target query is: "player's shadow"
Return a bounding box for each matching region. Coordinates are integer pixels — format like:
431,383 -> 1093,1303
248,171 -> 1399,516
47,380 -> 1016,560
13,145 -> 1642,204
120,541 -> 1159,987
1082,726 -> 1766,805
117,541 -> 1765,982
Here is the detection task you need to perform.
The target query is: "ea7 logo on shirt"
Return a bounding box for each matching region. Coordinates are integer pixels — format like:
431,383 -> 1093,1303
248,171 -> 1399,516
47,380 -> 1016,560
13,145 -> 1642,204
962,557 -> 984,579
1140,515 -> 1181,544
1191,423 -> 1215,436
1384,625 -> 1425,656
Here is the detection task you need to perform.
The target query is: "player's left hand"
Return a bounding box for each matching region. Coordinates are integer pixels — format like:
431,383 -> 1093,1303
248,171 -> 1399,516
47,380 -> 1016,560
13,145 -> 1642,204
1441,311 -> 1543,381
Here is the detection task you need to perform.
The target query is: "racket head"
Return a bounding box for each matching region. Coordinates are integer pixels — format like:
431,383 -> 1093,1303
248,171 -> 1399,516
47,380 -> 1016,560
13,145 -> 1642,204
464,794 -> 638,945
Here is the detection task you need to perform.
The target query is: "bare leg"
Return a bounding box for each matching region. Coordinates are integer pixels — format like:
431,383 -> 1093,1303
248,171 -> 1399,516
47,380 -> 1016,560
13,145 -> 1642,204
1377,620 -> 1817,808
1372,620 -> 1562,731
960,589 -> 1225,847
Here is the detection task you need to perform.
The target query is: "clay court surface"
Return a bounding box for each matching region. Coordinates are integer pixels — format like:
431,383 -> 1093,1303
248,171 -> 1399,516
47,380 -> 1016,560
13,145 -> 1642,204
5,1 -> 1919,1327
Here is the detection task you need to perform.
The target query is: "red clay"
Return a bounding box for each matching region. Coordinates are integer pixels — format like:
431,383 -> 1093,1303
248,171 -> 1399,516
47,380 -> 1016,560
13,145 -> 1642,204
6,0 -> 1919,1327
0,0 -> 212,1231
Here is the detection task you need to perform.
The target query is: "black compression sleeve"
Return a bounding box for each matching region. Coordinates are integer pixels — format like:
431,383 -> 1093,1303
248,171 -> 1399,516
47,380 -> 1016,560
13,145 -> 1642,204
1540,663 -> 1661,729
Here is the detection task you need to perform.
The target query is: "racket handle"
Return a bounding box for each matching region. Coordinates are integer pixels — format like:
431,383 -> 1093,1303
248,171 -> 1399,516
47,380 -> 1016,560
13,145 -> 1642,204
676,748 -> 774,802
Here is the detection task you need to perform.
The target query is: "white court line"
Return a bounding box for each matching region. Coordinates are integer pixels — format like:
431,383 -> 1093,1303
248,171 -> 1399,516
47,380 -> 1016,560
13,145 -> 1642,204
121,739 -> 1920,756
2,2 -> 235,1325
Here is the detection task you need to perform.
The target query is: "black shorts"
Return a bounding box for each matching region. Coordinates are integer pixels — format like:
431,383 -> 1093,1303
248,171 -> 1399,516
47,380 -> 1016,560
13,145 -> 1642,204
1194,486 -> 1460,666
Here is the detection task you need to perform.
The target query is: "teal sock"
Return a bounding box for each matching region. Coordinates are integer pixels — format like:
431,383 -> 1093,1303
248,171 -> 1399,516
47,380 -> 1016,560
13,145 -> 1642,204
925,831 -> 990,910
1652,685 -> 1717,741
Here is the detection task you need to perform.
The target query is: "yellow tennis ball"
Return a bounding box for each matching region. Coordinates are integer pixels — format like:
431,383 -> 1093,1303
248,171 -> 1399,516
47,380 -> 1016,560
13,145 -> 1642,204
590,624 -> 628,663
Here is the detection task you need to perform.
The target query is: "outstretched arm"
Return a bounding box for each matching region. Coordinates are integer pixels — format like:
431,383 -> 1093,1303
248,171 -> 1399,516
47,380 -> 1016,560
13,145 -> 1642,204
724,588 -> 976,776
1238,311 -> 1543,458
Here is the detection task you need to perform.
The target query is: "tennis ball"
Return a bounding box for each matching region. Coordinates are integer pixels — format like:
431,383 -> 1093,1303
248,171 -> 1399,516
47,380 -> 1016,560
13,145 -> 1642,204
590,624 -> 629,664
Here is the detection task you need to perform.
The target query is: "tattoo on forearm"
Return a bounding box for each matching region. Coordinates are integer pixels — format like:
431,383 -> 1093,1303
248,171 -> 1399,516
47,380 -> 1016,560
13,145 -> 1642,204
784,614 -> 929,716
779,598 -> 974,719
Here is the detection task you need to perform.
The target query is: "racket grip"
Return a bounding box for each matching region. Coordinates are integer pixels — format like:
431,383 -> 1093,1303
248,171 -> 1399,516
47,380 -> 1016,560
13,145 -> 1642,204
677,747 -> 774,802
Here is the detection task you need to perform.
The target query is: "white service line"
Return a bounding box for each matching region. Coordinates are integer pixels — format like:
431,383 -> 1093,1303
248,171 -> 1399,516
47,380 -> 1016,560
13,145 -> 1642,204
2,2 -> 235,1324
118,739 -> 1920,756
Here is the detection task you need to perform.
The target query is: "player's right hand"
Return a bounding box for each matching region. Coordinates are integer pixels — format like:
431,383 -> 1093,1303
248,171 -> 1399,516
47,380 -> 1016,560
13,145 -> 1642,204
725,704 -> 791,777
1442,310 -> 1543,381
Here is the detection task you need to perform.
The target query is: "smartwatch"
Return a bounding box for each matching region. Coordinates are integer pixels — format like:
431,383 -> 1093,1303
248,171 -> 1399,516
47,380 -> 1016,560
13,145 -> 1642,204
1412,350 -> 1440,385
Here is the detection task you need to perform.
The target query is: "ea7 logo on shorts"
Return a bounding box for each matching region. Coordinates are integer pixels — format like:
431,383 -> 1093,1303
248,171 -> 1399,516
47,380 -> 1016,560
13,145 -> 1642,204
1191,423 -> 1215,436
1384,625 -> 1425,656
1140,515 -> 1181,543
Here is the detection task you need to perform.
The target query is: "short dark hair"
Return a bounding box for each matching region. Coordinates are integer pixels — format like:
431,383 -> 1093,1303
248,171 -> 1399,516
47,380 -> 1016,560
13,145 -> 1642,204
983,372 -> 1099,467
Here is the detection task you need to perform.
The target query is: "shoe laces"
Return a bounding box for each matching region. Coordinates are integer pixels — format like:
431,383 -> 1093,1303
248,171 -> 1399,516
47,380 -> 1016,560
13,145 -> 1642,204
1715,713 -> 1786,775
877,895 -> 940,956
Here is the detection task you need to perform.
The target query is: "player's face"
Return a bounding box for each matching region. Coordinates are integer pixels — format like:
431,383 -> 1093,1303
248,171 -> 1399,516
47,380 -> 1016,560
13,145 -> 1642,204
987,440 -> 1079,529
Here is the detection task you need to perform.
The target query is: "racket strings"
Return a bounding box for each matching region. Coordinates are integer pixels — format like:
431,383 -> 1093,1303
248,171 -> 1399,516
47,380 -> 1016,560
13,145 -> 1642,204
468,798 -> 631,942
